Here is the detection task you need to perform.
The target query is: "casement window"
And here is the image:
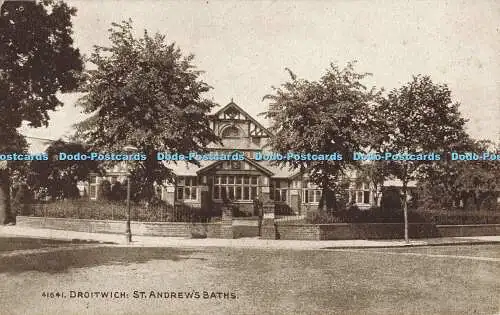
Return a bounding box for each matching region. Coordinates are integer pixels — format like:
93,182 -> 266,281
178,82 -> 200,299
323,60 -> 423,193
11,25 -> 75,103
270,181 -> 288,202
176,177 -> 198,201
302,181 -> 322,204
89,175 -> 98,200
303,189 -> 322,204
213,175 -> 258,201
352,182 -> 371,204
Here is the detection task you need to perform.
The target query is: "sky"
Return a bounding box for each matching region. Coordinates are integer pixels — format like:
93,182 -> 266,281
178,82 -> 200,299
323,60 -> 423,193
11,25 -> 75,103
19,0 -> 500,143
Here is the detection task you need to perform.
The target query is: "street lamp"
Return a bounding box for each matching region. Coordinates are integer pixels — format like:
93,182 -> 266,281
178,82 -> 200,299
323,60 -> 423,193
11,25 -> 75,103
123,145 -> 138,244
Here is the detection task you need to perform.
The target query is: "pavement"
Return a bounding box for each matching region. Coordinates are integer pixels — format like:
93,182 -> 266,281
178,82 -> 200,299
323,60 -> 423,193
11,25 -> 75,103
0,225 -> 499,250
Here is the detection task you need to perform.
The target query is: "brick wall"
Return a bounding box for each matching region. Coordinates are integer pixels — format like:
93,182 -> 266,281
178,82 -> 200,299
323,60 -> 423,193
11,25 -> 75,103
436,224 -> 500,237
232,218 -> 259,238
276,224 -> 320,240
276,222 -> 499,240
15,216 -> 500,240
318,223 -> 439,240
16,216 -> 221,238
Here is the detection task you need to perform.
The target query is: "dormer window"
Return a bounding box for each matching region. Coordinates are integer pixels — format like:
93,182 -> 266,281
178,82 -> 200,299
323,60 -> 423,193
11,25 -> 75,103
221,126 -> 241,138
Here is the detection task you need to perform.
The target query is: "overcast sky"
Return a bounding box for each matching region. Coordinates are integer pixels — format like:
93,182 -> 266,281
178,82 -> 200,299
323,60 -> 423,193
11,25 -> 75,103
19,0 -> 499,143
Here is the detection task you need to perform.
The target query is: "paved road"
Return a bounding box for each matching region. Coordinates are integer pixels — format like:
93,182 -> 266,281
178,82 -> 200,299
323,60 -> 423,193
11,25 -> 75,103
0,235 -> 498,315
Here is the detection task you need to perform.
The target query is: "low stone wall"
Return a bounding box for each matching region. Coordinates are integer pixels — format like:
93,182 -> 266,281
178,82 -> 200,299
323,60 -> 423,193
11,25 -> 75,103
232,218 -> 259,238
436,224 -> 500,237
276,222 -> 500,240
318,223 -> 438,240
16,216 -> 221,238
275,224 -> 320,240
15,216 -> 500,240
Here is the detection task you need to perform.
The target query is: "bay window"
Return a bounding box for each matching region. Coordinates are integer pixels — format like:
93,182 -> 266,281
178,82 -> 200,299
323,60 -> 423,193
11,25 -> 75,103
213,175 -> 258,201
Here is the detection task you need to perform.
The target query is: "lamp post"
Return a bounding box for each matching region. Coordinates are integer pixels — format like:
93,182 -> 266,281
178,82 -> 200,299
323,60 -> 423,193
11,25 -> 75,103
123,145 -> 138,244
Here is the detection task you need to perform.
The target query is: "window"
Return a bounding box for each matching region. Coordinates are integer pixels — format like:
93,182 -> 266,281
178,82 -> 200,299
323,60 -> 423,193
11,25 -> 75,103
213,175 -> 258,201
352,182 -> 371,204
270,181 -> 288,202
302,180 -> 322,204
303,189 -> 322,204
221,126 -> 241,138
89,175 -> 98,200
275,189 -> 288,202
176,177 -> 197,201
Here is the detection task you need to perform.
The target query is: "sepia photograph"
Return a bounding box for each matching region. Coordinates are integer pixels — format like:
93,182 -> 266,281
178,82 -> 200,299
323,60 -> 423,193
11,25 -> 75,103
0,0 -> 499,314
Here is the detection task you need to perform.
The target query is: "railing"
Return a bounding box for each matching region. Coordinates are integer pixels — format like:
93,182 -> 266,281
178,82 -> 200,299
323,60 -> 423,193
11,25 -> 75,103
22,200 -> 220,223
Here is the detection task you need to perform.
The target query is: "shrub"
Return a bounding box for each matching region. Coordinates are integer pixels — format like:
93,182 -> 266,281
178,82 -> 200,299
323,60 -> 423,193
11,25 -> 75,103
25,199 -> 219,222
232,205 -> 252,217
12,184 -> 33,215
381,186 -> 402,211
98,180 -> 112,201
110,181 -> 124,201
275,204 -> 294,215
190,224 -> 208,239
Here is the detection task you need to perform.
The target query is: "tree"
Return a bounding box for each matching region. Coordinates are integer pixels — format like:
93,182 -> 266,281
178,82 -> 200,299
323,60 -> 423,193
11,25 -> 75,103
0,128 -> 28,223
263,62 -> 383,213
75,20 -> 219,201
28,140 -> 100,200
0,0 -> 83,223
418,139 -> 500,211
378,75 -> 469,242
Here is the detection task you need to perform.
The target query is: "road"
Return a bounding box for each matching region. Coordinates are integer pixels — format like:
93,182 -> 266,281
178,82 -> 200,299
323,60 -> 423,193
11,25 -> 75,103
0,236 -> 498,315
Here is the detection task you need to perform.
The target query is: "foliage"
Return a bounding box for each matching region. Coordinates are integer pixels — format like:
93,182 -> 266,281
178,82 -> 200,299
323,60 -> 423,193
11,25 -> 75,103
263,62 -> 384,212
28,140 -> 99,200
0,0 -> 83,223
304,207 -> 500,224
75,20 -> 219,201
0,0 -> 83,129
27,199 -> 218,222
377,75 -> 469,240
98,179 -> 112,201
0,128 -> 30,183
380,186 -> 402,211
417,140 -> 500,211
110,180 -> 125,201
11,183 -> 32,215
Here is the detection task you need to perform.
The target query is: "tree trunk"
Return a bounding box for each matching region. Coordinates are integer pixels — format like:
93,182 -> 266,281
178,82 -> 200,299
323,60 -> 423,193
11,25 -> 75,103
318,187 -> 325,214
402,180 -> 409,243
0,169 -> 14,224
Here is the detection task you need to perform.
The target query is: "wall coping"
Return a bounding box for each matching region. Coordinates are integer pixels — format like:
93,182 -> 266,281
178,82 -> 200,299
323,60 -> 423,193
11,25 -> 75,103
17,216 -> 220,226
277,222 -> 500,227
436,224 -> 500,227
277,222 -> 432,226
18,216 -> 500,228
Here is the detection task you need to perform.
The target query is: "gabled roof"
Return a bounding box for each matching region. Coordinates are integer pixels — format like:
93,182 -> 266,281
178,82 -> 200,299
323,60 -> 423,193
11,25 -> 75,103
25,136 -> 55,154
165,157 -> 301,178
164,160 -> 217,176
257,160 -> 300,178
211,101 -> 273,137
198,156 -> 274,176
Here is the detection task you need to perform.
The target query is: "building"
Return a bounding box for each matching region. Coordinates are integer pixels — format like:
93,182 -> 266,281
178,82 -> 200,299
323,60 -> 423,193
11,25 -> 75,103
154,101 -> 415,215
25,102 -> 415,213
